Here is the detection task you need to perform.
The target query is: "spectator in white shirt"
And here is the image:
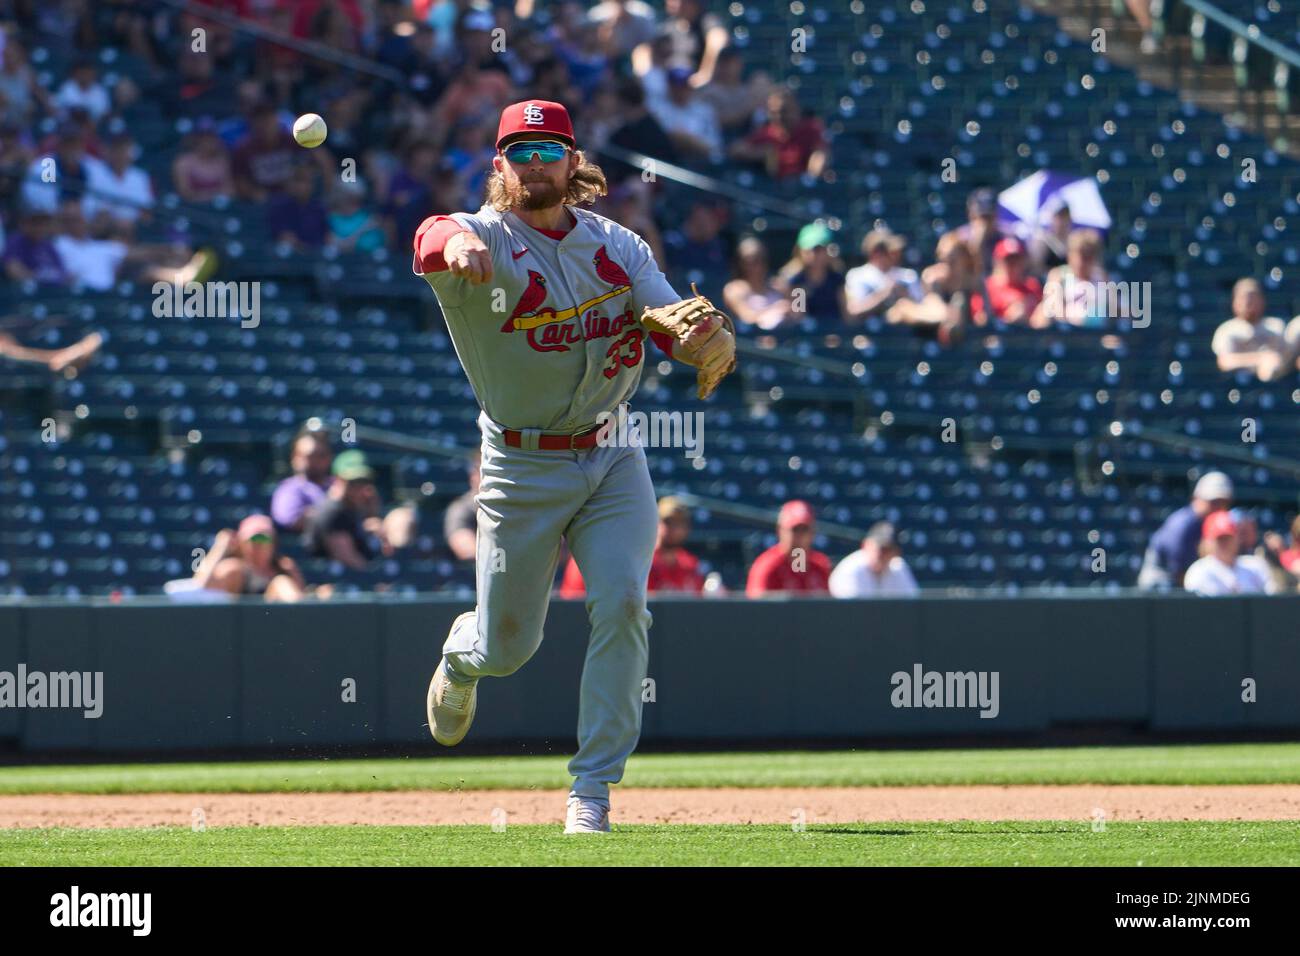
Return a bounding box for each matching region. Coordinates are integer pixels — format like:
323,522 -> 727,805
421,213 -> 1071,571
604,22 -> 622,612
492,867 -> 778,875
1211,278 -> 1300,382
648,65 -> 722,164
1232,510 -> 1295,595
846,228 -> 923,320
829,522 -> 920,598
84,134 -> 154,237
1183,511 -> 1267,596
53,199 -> 216,291
52,200 -> 128,292
55,61 -> 112,122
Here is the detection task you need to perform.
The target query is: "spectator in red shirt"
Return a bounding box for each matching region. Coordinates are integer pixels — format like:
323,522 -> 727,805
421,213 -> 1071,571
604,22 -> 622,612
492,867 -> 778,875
745,499 -> 832,597
173,127 -> 234,203
1278,515 -> 1300,575
984,237 -> 1043,325
648,497 -> 706,592
559,496 -> 706,597
557,551 -> 587,598
728,89 -> 826,180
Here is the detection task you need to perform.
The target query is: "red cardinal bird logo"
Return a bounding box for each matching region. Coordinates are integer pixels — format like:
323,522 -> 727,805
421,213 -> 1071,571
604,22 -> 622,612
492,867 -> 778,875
593,245 -> 631,288
503,270 -> 552,332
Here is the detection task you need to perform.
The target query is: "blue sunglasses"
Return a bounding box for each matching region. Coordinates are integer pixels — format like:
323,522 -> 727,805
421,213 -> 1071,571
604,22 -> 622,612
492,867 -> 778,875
501,140 -> 571,164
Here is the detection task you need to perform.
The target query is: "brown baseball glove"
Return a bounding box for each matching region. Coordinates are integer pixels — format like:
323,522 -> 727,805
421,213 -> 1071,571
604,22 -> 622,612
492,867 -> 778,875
641,283 -> 738,399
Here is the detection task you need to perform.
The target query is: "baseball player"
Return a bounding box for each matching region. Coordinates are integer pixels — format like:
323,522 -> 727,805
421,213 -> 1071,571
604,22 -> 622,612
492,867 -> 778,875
412,100 -> 736,833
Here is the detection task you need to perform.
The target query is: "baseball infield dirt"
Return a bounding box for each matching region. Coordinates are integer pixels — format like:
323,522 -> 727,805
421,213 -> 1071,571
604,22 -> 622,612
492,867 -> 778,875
2,785 -> 1299,828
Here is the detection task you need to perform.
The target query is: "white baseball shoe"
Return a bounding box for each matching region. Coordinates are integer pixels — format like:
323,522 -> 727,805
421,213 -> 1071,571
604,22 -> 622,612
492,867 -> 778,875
564,796 -> 611,834
426,659 -> 477,746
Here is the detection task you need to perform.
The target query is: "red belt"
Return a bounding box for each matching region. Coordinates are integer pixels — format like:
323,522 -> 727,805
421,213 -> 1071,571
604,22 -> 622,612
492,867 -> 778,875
502,424 -> 604,450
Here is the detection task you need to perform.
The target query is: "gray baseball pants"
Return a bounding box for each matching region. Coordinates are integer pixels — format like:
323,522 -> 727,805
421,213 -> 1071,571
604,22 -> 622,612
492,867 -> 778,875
440,412 -> 658,803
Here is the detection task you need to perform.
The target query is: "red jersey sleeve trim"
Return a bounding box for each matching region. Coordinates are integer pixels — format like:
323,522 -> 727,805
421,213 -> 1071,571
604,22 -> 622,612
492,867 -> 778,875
649,330 -> 676,357
413,215 -> 472,275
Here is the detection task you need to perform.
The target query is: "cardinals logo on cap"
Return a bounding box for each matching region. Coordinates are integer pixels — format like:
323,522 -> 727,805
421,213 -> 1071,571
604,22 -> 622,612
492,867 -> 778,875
497,100 -> 575,149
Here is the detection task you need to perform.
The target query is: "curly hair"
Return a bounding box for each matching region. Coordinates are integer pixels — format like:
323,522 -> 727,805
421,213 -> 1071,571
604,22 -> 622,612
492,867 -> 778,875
484,150 -> 610,212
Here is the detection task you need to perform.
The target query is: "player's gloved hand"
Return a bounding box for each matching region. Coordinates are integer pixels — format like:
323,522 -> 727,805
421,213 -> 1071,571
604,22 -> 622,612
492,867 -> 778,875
641,283 -> 738,399
445,230 -> 494,285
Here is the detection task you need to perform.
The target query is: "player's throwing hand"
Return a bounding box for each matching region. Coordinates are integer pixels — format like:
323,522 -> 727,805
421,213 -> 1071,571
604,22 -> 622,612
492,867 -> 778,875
445,231 -> 494,285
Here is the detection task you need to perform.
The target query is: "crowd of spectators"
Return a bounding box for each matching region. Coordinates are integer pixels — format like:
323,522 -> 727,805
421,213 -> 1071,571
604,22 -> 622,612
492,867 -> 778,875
1138,470 -> 1300,596
171,423 -> 931,603
177,430 -> 1300,600
430,459 -> 925,599
710,182 -> 1126,345
1,1 -> 835,334
0,35 -> 215,294
740,499 -> 919,598
3,2 -> 1150,346
6,2 -> 1300,600
169,422 -> 420,601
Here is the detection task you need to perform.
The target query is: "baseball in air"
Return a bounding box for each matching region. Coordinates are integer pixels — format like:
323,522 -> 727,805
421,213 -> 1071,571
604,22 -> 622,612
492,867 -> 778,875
293,113 -> 328,148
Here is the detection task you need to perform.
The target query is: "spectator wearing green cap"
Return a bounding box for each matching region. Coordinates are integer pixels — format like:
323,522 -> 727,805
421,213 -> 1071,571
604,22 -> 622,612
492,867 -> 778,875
304,450 -> 392,570
773,222 -> 849,331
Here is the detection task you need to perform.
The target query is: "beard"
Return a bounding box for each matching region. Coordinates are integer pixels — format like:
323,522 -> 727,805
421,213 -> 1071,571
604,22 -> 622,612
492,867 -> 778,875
503,173 -> 565,211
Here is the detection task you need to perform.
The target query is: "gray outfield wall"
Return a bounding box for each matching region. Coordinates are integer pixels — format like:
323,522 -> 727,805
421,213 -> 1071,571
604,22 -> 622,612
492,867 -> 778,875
0,595 -> 1297,754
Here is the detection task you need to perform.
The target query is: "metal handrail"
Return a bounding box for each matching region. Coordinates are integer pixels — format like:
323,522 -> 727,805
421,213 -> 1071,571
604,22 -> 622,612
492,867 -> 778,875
1179,0 -> 1300,72
664,490 -> 868,543
157,0 -> 406,84
734,337 -> 858,376
1110,425 -> 1300,482
595,144 -> 819,227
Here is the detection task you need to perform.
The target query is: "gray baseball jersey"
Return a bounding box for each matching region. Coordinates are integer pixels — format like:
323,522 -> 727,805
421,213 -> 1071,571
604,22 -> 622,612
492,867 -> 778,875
415,201 -> 681,807
414,202 -> 680,431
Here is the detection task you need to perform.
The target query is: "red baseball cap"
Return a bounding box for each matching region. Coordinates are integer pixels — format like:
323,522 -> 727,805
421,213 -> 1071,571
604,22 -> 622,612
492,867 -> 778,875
496,100 -> 575,150
1202,510 -> 1237,540
778,499 -> 816,529
993,237 -> 1026,260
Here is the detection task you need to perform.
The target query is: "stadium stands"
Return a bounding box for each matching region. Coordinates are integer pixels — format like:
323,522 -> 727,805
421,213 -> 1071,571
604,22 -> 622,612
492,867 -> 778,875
2,0 -> 1299,597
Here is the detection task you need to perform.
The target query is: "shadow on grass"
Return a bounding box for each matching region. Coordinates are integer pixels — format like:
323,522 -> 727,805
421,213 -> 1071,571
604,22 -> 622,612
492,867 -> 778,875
807,825 -> 1079,837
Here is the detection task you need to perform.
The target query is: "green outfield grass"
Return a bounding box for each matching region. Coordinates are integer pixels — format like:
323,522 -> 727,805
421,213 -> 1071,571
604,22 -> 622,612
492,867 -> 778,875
0,821 -> 1294,866
0,742 -> 1298,794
